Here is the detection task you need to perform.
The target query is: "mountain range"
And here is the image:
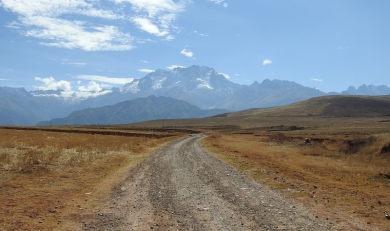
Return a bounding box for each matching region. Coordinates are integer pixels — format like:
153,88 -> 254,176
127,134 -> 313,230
1,65 -> 389,126
37,96 -> 227,126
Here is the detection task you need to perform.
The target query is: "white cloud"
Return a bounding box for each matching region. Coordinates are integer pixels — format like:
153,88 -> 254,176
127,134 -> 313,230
132,17 -> 168,37
33,76 -> 112,99
1,0 -> 116,19
181,49 -> 194,58
114,0 -> 187,39
69,62 -> 86,66
263,59 -> 272,65
114,0 -> 185,16
77,75 -> 134,85
193,31 -> 209,37
6,21 -> 21,29
210,0 -> 228,7
60,88 -> 112,99
310,78 -> 323,82
138,69 -> 154,73
61,59 -> 86,66
165,35 -> 175,41
0,0 -> 133,51
34,77 -> 72,91
1,0 -> 190,50
137,38 -> 156,44
24,17 -> 133,51
78,81 -> 102,92
167,65 -> 186,70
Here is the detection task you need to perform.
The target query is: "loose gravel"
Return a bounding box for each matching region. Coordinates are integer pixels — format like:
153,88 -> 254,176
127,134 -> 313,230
84,134 -> 338,231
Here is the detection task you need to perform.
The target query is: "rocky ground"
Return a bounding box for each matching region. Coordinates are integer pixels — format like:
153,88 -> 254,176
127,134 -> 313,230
84,134 -> 338,231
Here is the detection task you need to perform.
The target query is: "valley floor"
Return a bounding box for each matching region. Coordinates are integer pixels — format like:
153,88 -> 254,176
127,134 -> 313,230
1,125 -> 389,230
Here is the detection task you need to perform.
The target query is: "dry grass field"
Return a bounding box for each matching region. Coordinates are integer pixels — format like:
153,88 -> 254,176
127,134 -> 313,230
0,127 -> 185,231
201,126 -> 390,230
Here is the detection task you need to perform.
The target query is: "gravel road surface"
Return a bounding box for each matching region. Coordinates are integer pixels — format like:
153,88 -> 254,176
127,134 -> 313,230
84,134 -> 337,230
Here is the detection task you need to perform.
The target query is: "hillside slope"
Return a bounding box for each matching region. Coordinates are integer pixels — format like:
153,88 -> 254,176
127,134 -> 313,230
37,96 -> 228,126
232,95 -> 390,117
131,95 -> 390,128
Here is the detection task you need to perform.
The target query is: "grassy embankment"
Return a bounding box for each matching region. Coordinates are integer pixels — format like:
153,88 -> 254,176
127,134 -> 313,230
203,125 -> 390,230
0,127 -> 182,230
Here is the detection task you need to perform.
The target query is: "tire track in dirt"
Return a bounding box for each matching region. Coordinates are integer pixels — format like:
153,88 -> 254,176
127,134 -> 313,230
84,134 -> 337,230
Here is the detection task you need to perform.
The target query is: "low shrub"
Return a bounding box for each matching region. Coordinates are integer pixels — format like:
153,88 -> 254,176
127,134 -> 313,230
343,135 -> 377,154
380,142 -> 390,156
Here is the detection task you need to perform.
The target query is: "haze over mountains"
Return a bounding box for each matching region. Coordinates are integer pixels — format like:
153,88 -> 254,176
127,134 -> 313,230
37,96 -> 228,126
131,95 -> 390,129
1,65 -> 389,126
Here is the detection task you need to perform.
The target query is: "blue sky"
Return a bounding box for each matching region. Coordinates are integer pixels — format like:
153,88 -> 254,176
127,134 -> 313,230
0,0 -> 389,95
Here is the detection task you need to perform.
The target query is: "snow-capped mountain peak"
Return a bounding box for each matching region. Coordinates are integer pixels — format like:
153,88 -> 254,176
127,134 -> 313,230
120,79 -> 140,93
5,64 -> 388,126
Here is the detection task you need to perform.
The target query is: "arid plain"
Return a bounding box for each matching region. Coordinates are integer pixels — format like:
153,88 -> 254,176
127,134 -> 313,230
1,95 -> 390,230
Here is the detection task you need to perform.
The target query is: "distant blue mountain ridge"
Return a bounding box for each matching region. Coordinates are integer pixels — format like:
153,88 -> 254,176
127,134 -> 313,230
0,65 -> 389,125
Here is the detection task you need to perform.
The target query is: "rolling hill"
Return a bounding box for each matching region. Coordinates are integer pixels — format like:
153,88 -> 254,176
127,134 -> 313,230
130,95 -> 390,128
37,95 -> 228,126
227,95 -> 390,117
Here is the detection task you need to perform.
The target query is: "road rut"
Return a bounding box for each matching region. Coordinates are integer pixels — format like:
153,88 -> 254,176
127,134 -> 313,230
84,134 -> 336,230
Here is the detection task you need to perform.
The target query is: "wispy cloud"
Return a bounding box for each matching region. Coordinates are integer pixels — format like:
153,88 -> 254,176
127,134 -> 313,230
310,78 -> 323,82
165,35 -> 175,41
0,0 -> 133,51
132,17 -> 169,37
210,0 -> 228,7
114,0 -> 186,17
167,65 -> 186,70
193,31 -> 209,37
61,59 -> 86,66
263,59 -> 272,65
77,75 -> 134,85
6,21 -> 20,29
115,0 -> 187,39
181,49 -> 194,58
0,0 -> 189,51
69,62 -> 87,66
138,69 -> 154,73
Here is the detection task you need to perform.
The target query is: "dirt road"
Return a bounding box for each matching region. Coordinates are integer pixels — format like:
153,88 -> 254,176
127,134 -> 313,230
84,134 -> 336,230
